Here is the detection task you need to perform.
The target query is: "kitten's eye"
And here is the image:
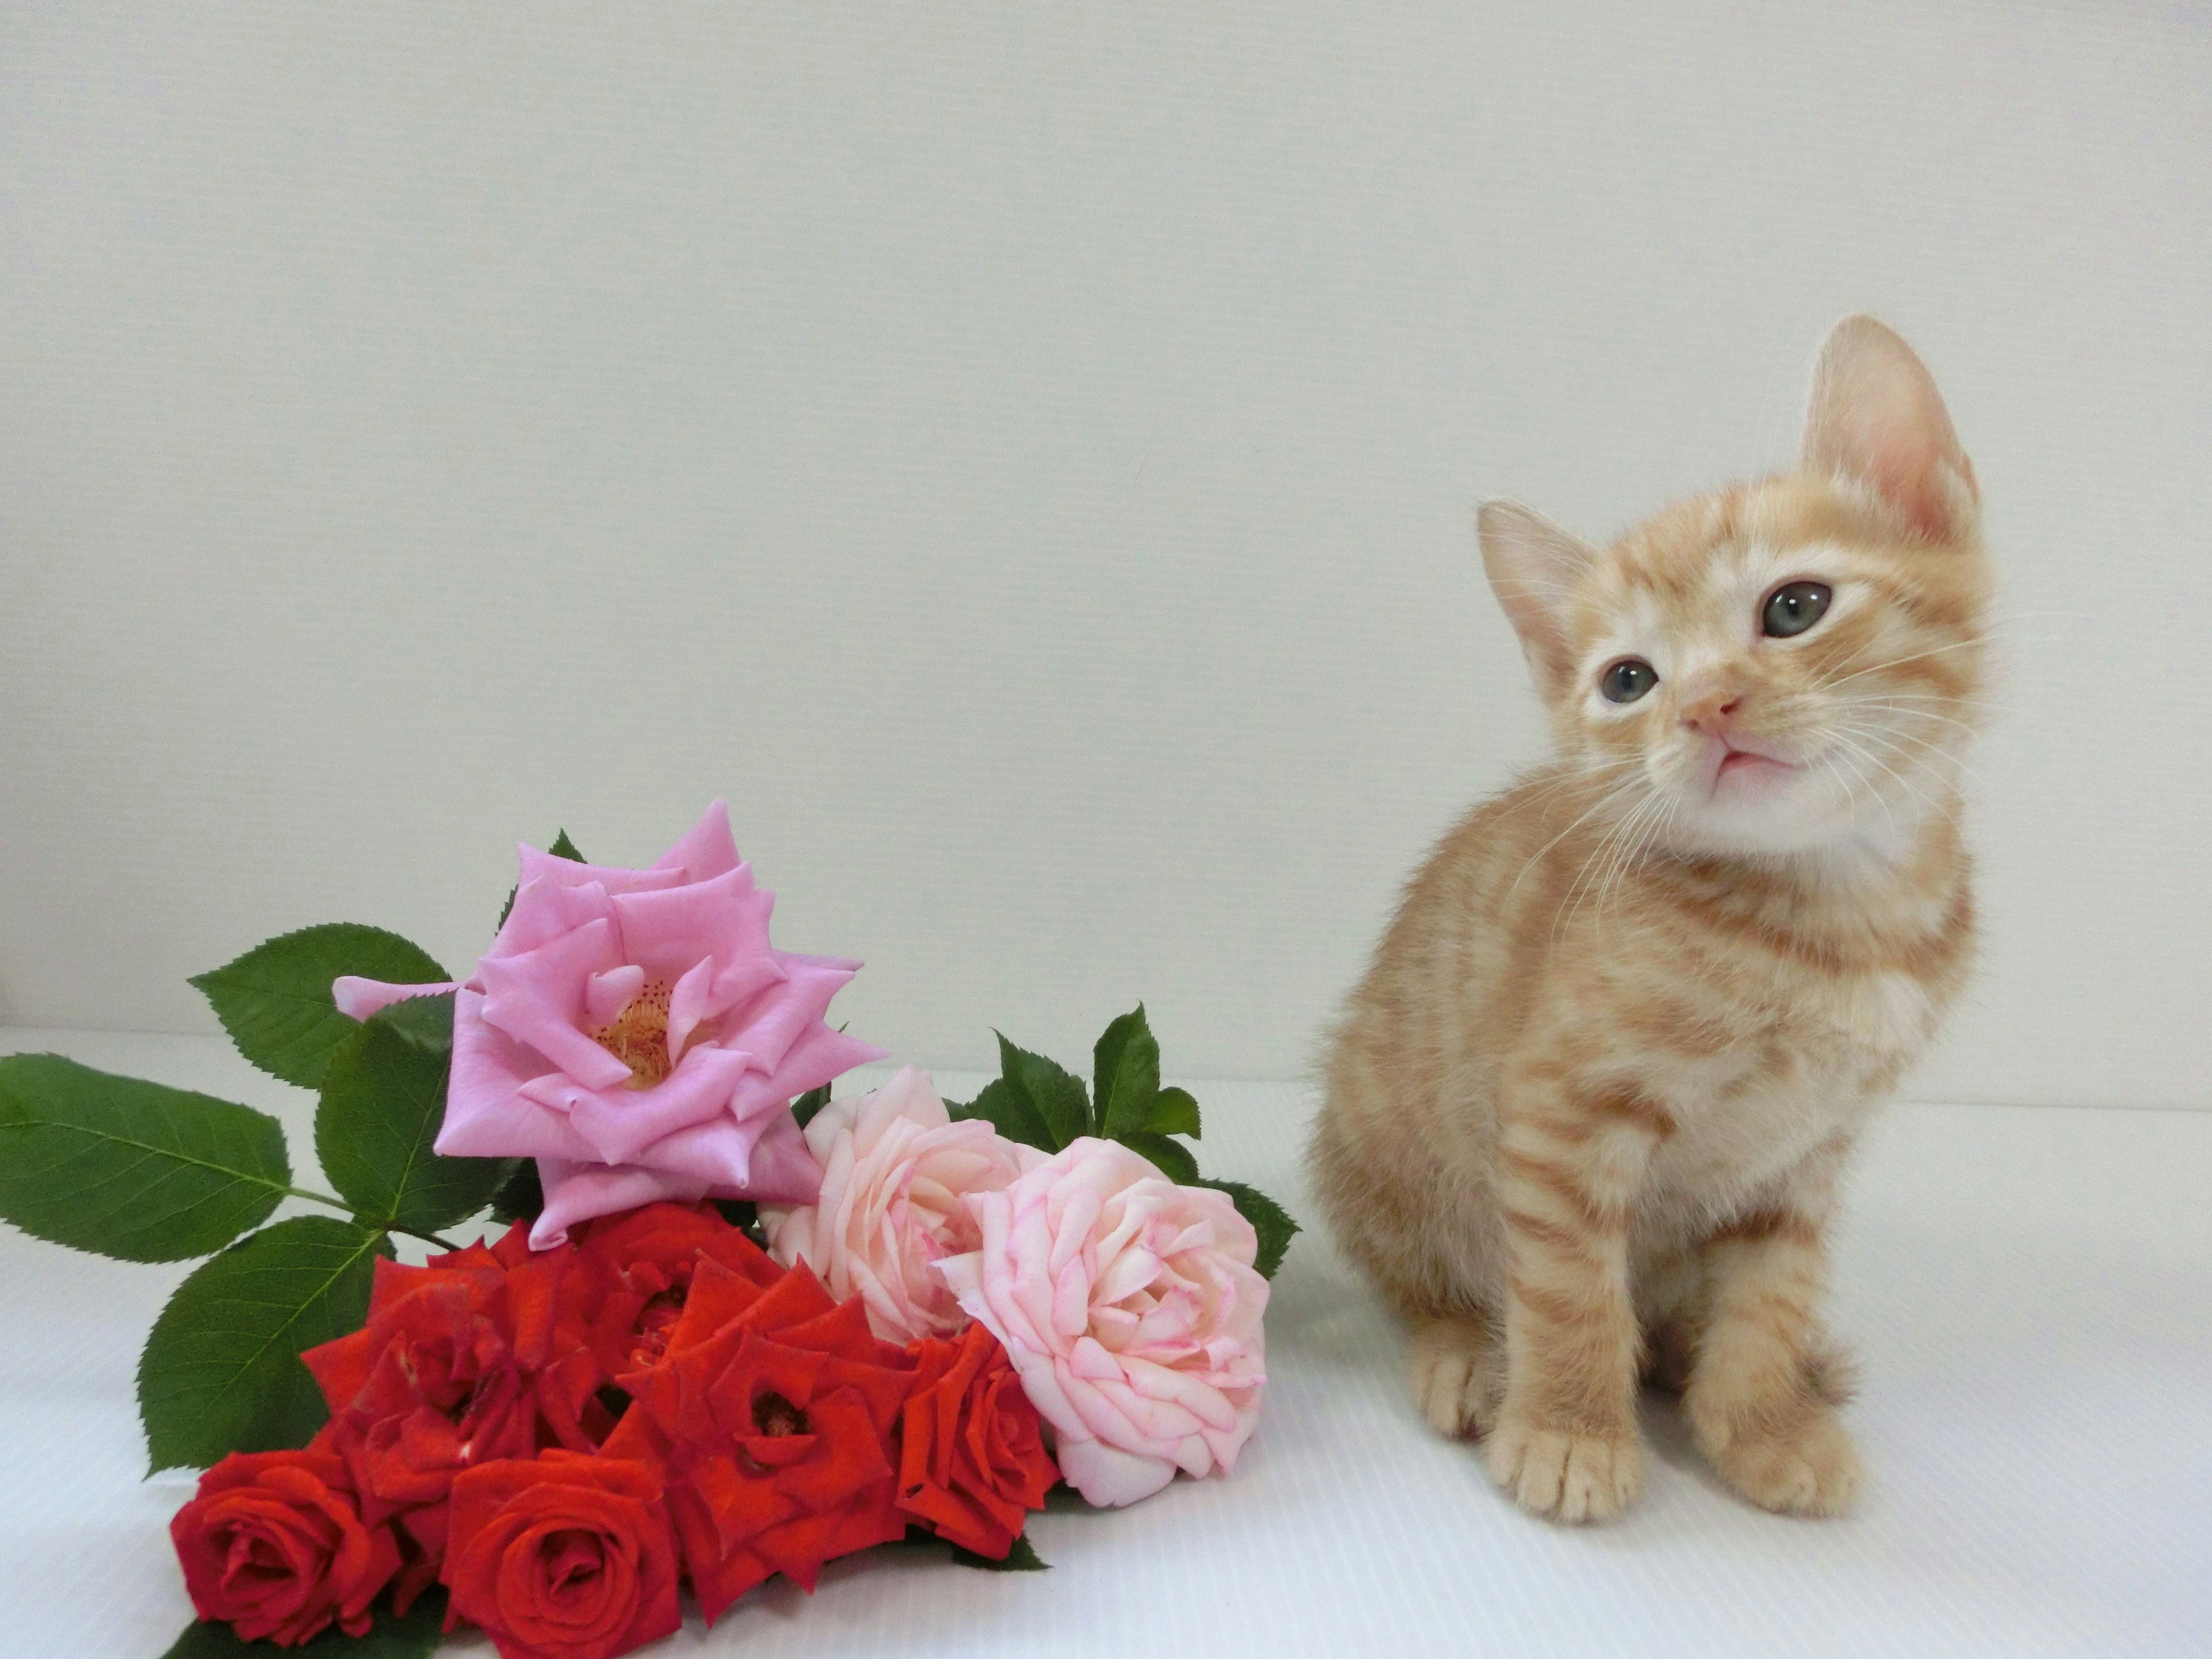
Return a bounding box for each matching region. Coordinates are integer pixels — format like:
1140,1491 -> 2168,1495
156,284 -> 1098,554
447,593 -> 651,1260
1762,581 -> 1832,638
1600,658 -> 1658,704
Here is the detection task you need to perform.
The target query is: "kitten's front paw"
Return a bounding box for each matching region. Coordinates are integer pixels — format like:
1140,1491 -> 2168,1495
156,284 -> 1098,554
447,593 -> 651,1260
1408,1313 -> 1503,1440
1706,1408 -> 1863,1517
1487,1415 -> 1645,1524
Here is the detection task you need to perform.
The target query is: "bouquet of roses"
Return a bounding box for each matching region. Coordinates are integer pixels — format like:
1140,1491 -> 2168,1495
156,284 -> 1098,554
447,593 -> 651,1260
0,804 -> 1296,1659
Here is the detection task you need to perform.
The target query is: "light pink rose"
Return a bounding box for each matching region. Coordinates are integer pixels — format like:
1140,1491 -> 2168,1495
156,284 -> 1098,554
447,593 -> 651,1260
759,1066 -> 1039,1345
331,801 -> 883,1248
934,1137 -> 1269,1508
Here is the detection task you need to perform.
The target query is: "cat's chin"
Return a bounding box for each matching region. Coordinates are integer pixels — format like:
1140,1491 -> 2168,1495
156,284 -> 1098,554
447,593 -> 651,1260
1658,777 -> 1869,860
1662,790 -> 1931,866
1664,816 -> 1841,860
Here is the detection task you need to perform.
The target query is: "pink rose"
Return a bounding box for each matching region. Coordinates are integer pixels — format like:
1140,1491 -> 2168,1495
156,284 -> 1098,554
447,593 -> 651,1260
935,1137 -> 1268,1508
760,1066 -> 1038,1345
332,802 -> 884,1247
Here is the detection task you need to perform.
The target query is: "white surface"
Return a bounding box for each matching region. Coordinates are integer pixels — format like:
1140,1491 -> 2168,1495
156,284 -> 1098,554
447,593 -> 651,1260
4,4 -> 2212,1107
3,1028 -> 2206,1658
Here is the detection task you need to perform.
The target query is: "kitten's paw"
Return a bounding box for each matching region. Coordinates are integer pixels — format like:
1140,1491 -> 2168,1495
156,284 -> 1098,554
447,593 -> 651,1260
1486,1415 -> 1645,1524
1408,1313 -> 1503,1440
1707,1409 -> 1863,1517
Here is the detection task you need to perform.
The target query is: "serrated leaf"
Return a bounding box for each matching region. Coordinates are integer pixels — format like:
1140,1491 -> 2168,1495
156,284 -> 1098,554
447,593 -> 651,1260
791,1082 -> 833,1128
1143,1086 -> 1201,1139
1093,1006 -> 1162,1139
368,989 -> 457,1054
957,1075 -> 1053,1152
1193,1179 -> 1300,1279
998,1034 -> 1091,1150
498,828 -> 585,930
164,1589 -> 449,1657
191,925 -> 450,1089
139,1215 -> 389,1472
487,1158 -> 541,1225
315,994 -> 501,1231
952,1532 -> 1050,1571
0,1055 -> 290,1262
1120,1130 -> 1200,1185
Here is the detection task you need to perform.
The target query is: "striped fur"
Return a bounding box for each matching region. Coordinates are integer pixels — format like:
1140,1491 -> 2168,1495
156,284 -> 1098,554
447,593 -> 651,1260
1310,318 -> 1986,1523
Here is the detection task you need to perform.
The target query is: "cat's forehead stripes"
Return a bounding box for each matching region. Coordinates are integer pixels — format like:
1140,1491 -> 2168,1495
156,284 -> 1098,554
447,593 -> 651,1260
1569,477 -> 1979,661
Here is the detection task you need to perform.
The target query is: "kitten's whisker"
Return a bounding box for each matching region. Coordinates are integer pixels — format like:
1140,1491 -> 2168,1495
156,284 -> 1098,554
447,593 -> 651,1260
1551,796 -> 1642,943
1839,722 -> 1986,793
1819,635 -> 1995,691
1828,727 -> 1962,823
1823,732 -> 1906,843
1561,783 -> 1672,946
1508,769 -> 1647,903
1843,699 -> 1985,736
1593,790 -> 1676,945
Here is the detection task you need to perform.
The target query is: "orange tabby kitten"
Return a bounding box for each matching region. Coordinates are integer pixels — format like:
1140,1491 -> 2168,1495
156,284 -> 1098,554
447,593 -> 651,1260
1310,317 -> 1986,1524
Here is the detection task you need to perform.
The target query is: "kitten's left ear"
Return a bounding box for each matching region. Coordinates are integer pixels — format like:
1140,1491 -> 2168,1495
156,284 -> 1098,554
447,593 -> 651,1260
1802,315 -> 1979,542
1478,499 -> 1599,692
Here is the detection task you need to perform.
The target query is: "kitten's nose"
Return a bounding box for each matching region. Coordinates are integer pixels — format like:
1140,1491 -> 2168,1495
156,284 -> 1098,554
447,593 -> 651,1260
1680,691 -> 1743,737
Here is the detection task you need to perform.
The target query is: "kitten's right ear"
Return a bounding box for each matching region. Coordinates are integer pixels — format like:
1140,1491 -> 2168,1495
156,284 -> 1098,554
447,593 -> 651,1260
1802,315 -> 1978,541
1478,498 -> 1597,691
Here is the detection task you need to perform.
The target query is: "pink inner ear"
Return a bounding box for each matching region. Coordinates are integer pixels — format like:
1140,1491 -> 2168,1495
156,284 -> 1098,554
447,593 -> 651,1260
1804,320 -> 1975,543
1862,426 -> 1960,542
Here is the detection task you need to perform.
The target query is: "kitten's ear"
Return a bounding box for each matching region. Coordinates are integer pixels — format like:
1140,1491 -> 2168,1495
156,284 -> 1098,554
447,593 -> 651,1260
1801,315 -> 1978,541
1478,499 -> 1598,690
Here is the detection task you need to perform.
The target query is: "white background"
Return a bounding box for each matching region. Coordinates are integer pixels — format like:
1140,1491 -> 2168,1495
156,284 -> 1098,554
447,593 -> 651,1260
3,2 -> 2209,1108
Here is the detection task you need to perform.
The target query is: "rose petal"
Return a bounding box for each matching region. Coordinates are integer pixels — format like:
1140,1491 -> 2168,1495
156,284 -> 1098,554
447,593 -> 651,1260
434,991 -> 603,1162
544,1045 -> 763,1165
650,798 -> 744,882
531,1161 -> 717,1249
331,977 -> 461,1021
1052,1437 -> 1177,1508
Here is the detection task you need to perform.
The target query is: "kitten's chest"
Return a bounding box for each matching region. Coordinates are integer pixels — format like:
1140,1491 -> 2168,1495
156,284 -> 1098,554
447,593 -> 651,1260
1646,965 -> 1943,1197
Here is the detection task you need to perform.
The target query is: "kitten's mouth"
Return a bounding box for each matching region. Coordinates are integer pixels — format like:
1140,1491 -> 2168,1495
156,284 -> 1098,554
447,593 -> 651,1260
1707,741 -> 1800,793
1719,748 -> 1789,776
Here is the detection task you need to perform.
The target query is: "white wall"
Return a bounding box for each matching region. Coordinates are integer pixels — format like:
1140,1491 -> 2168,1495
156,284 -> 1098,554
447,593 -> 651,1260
3,2 -> 2207,1108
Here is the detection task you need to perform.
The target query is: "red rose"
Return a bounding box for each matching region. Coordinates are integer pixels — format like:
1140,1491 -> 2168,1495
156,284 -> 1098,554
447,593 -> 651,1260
570,1202 -> 782,1376
601,1255 -> 914,1620
441,1451 -> 682,1659
300,1229 -> 601,1608
427,1222 -> 607,1450
896,1323 -> 1058,1558
170,1449 -> 401,1647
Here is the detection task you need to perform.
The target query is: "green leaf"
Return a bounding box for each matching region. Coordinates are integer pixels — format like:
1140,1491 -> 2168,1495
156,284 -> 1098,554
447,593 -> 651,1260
315,994 -> 501,1231
0,1055 -> 290,1262
1194,1179 -> 1301,1279
998,1034 -> 1091,1150
952,1532 -> 1050,1571
163,1589 -> 449,1657
1093,1006 -> 1162,1139
139,1215 -> 389,1472
498,828 -> 585,931
1120,1131 -> 1200,1185
954,1075 -> 1053,1152
191,925 -> 450,1089
1143,1086 -> 1202,1139
488,1158 -> 541,1225
791,1082 -> 833,1128
366,988 -> 457,1054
